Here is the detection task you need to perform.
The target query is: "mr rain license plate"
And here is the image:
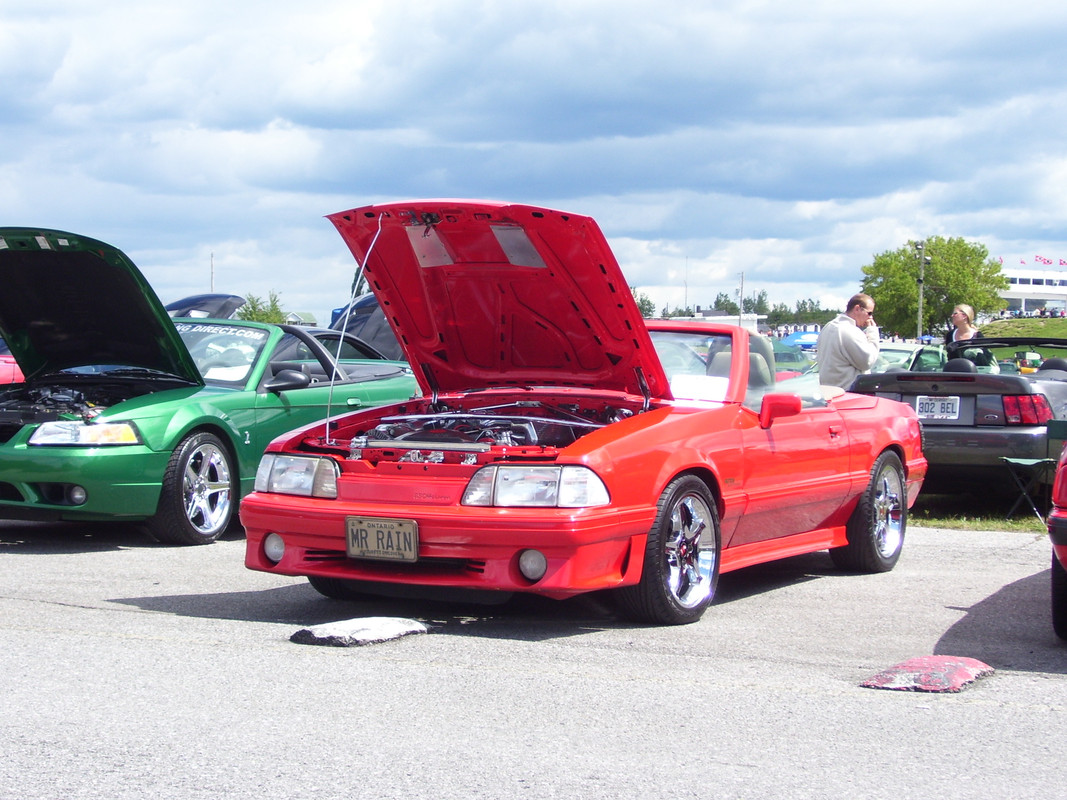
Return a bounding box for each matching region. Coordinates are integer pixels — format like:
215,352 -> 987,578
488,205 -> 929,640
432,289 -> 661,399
346,517 -> 418,562
916,395 -> 960,420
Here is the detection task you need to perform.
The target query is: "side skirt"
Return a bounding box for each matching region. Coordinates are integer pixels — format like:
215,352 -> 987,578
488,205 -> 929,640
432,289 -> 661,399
720,527 -> 848,574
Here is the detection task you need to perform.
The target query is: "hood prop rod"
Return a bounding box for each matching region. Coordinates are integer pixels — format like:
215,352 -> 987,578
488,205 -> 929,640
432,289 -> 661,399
325,211 -> 386,445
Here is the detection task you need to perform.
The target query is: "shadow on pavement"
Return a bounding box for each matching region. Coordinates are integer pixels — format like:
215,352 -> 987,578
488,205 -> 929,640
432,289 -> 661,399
112,582 -> 630,641
0,519 -> 244,553
0,520 -> 157,552
935,568 -> 1067,674
715,551 -> 833,603
111,551 -> 842,642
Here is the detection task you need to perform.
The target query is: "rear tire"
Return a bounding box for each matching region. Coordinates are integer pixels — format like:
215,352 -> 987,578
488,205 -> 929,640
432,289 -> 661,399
616,475 -> 720,625
1052,552 -> 1067,641
831,451 -> 906,572
146,432 -> 235,545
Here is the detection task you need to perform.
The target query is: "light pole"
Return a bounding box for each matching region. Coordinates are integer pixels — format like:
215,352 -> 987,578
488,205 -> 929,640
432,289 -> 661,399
914,241 -> 931,340
737,271 -> 744,327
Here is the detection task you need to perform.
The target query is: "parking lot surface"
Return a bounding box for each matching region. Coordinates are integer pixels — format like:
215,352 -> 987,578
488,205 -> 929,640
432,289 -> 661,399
0,520 -> 1063,799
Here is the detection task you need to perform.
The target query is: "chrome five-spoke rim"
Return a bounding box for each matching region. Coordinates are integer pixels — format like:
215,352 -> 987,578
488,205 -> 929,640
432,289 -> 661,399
664,492 -> 717,609
183,442 -> 232,535
873,463 -> 905,557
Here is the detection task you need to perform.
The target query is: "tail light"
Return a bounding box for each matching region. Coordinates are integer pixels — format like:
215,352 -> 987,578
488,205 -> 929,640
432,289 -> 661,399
1003,394 -> 1053,425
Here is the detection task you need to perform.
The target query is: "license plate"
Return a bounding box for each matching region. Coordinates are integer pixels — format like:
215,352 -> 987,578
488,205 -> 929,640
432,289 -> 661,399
916,395 -> 959,420
346,517 -> 418,562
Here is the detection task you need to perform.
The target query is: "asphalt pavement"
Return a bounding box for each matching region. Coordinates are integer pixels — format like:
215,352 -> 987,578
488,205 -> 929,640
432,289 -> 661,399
0,519 -> 1063,799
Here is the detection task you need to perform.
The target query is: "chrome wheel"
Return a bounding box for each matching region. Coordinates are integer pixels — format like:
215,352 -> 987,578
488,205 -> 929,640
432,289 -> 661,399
183,440 -> 232,535
664,491 -> 718,609
616,475 -> 720,625
871,459 -> 905,558
147,432 -> 235,545
832,451 -> 906,573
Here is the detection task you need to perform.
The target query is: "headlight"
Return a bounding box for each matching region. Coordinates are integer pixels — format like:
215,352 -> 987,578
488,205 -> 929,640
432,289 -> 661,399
254,454 -> 338,498
461,465 -> 609,508
29,420 -> 141,446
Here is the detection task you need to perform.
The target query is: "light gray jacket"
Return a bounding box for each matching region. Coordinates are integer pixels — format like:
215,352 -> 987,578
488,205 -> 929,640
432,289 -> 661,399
816,313 -> 880,389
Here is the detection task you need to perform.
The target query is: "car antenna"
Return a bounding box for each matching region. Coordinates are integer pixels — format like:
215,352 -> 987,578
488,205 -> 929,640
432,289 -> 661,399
325,211 -> 386,445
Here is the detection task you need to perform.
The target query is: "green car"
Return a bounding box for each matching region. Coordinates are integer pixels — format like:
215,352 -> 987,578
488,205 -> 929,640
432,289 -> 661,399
0,227 -> 417,544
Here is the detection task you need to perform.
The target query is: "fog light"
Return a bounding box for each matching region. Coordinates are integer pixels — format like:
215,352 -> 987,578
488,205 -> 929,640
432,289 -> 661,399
517,549 -> 548,582
67,485 -> 87,505
263,533 -> 286,564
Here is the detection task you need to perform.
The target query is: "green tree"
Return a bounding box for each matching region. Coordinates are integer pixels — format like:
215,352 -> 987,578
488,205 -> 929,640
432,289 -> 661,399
766,302 -> 793,328
742,290 -> 769,315
713,291 -> 739,316
630,287 -> 657,318
794,298 -> 836,326
236,290 -> 286,323
861,237 -> 1007,338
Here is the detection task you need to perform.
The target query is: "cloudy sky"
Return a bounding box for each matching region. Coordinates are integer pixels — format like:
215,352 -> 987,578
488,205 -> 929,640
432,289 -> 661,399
2,0 -> 1066,322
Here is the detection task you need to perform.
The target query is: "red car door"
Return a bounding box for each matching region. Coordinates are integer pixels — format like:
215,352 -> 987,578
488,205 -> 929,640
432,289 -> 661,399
729,404 -> 853,545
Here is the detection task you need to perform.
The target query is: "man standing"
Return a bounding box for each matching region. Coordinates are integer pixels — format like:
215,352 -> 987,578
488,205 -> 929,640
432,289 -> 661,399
816,293 -> 880,390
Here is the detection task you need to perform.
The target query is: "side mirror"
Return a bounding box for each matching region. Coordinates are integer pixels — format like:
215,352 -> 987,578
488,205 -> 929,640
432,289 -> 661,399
759,393 -> 802,429
263,368 -> 312,393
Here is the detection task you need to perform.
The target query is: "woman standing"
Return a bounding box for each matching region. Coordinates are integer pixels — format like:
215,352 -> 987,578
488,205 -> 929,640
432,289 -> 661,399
945,303 -> 980,343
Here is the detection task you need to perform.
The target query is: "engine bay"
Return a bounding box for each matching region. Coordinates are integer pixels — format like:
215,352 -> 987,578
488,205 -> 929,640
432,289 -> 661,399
0,376 -> 183,443
309,398 -> 648,463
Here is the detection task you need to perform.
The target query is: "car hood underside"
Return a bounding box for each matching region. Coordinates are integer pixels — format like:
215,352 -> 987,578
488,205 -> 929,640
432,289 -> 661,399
0,228 -> 202,385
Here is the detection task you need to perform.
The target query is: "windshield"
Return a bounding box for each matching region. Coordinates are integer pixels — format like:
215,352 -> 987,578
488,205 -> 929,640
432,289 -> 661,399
873,345 -> 944,373
649,330 -> 733,402
175,322 -> 269,385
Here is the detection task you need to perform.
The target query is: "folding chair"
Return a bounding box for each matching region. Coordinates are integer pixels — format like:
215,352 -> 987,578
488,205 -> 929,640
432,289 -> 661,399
1001,419 -> 1067,522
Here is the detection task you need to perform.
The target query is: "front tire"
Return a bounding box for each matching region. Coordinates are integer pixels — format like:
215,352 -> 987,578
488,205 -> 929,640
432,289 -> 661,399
1052,552 -> 1067,640
146,432 -> 235,545
831,451 -> 906,572
308,575 -> 372,601
616,475 -> 720,625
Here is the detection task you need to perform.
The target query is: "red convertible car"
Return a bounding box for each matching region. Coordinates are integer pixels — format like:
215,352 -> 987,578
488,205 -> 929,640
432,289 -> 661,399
1046,452 -> 1067,640
241,200 -> 926,624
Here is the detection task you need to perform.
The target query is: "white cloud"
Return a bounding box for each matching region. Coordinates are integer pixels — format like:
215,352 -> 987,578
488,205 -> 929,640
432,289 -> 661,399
2,0 -> 1067,323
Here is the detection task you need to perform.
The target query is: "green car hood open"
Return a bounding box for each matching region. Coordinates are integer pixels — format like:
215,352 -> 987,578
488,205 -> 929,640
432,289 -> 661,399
0,228 -> 203,385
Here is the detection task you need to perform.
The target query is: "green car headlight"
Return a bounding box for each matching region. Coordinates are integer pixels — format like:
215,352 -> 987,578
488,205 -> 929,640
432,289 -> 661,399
29,420 -> 142,446
462,465 -> 609,508
254,454 -> 338,498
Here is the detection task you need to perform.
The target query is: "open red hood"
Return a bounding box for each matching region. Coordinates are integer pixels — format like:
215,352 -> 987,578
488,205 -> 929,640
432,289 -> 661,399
328,201 -> 671,400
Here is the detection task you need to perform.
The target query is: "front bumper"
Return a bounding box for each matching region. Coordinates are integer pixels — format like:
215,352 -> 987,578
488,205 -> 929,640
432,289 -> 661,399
0,440 -> 169,521
1049,509 -> 1067,569
241,491 -> 656,599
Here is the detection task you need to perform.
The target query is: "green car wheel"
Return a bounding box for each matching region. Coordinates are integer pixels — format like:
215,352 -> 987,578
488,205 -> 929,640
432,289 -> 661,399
146,431 -> 235,545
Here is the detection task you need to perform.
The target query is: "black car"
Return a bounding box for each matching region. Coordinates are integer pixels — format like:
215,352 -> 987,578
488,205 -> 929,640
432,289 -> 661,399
851,337 -> 1067,491
165,293 -> 247,319
329,292 -> 404,361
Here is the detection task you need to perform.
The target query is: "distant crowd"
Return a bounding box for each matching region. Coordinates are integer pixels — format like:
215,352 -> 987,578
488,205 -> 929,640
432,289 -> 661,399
999,307 -> 1067,318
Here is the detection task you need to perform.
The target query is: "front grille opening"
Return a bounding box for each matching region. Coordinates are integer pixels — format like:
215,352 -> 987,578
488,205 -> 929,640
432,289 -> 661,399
0,482 -> 24,502
302,548 -> 486,576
